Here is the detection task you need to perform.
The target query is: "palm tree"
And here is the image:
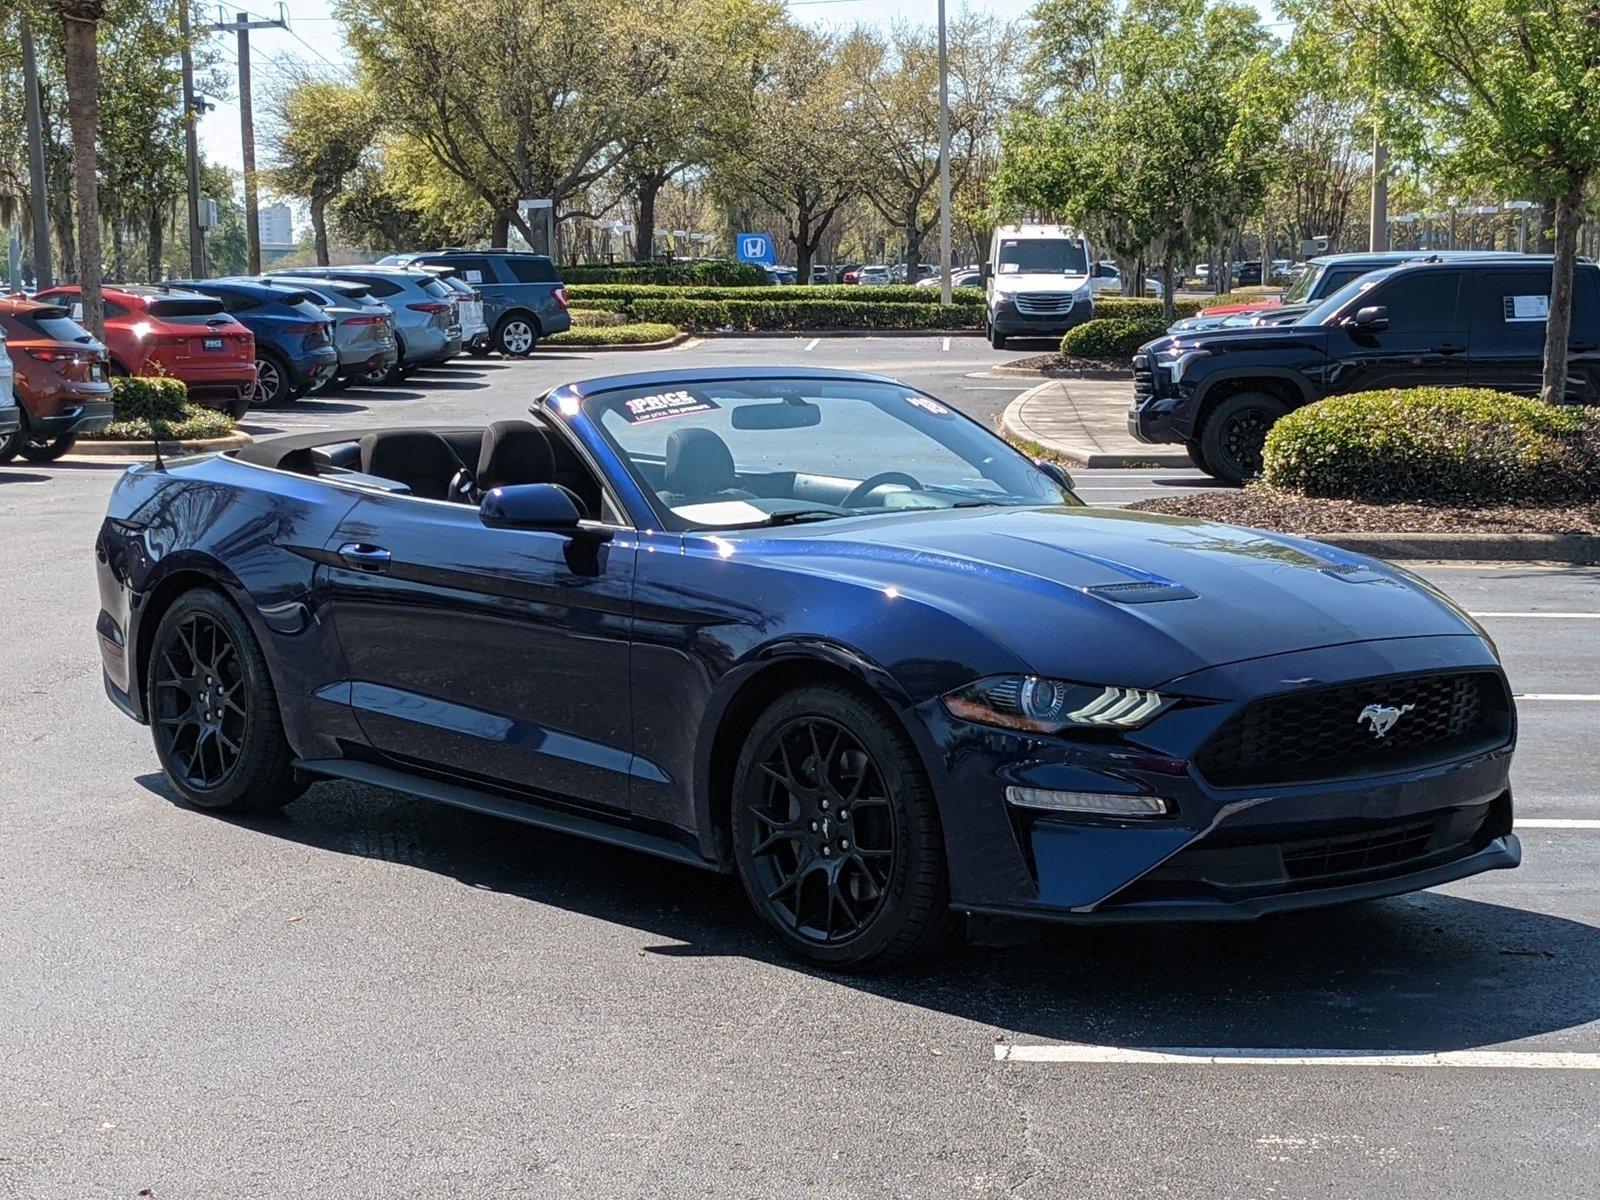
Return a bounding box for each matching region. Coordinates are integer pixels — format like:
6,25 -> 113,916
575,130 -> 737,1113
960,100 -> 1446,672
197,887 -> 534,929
52,0 -> 106,336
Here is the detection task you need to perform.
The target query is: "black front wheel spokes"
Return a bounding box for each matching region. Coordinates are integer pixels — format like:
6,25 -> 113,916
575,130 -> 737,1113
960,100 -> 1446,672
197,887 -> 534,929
747,718 -> 896,943
153,613 -> 247,790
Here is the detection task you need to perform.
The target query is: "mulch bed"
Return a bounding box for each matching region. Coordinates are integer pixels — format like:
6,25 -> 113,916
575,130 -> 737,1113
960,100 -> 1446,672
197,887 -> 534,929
1009,352 -> 1130,377
1127,489 -> 1600,535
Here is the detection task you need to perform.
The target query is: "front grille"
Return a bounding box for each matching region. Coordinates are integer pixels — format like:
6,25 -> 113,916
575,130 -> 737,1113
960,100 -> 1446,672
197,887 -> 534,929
1194,670 -> 1512,788
1014,292 -> 1075,316
1132,353 -> 1155,402
1281,820 -> 1434,880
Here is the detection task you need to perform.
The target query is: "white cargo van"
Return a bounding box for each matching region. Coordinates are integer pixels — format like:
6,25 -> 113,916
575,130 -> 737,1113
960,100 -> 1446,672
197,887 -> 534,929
982,224 -> 1094,349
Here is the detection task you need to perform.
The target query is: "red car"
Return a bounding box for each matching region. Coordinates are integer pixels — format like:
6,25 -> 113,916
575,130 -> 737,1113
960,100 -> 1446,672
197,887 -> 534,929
0,296 -> 114,462
36,285 -> 257,418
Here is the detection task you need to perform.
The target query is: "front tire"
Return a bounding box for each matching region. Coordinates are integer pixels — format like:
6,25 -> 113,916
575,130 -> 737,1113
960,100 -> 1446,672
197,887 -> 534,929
493,313 -> 539,357
1197,391 -> 1287,485
988,321 -> 1007,350
146,589 -> 305,814
1184,440 -> 1209,473
731,684 -> 950,969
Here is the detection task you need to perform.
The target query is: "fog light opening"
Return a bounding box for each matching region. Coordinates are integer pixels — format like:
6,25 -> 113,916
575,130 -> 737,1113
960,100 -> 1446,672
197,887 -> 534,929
1005,787 -> 1170,817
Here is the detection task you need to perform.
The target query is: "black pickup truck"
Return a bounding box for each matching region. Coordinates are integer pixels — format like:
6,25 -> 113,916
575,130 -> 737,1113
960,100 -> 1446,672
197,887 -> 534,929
1131,256 -> 1600,482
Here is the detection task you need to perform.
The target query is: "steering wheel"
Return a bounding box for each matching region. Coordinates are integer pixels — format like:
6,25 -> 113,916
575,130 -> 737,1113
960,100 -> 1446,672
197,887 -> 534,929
842,471 -> 923,508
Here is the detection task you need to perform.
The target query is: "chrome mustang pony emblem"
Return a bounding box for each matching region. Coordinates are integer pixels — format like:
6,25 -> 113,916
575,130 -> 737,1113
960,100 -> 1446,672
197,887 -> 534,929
1357,702 -> 1415,739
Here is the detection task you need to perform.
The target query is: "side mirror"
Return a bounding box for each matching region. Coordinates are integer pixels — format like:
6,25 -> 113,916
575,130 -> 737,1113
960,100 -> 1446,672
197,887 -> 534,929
1346,305 -> 1389,333
981,262 -> 994,281
1036,459 -> 1076,492
479,483 -> 585,532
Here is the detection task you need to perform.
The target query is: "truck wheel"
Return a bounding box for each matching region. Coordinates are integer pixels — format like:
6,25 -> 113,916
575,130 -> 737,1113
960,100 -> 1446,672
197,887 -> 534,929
988,322 -> 1007,350
1198,392 -> 1287,485
493,313 -> 539,357
1185,441 -> 1209,473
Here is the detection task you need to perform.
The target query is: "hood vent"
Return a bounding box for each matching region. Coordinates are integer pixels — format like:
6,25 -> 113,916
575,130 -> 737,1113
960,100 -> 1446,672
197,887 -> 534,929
1082,580 -> 1198,604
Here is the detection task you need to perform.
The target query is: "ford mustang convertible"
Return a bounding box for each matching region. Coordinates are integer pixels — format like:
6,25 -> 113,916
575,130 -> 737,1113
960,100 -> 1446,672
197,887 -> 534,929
95,367 -> 1520,968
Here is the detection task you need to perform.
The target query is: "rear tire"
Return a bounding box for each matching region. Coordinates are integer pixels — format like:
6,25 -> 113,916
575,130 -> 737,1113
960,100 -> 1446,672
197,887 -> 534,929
146,589 -> 306,815
1197,391 -> 1287,485
731,683 -> 951,970
493,313 -> 539,357
254,352 -> 293,407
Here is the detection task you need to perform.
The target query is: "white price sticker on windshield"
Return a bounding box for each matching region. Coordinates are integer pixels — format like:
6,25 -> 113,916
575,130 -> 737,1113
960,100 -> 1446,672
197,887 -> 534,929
1505,294 -> 1549,322
621,389 -> 719,423
905,394 -> 951,416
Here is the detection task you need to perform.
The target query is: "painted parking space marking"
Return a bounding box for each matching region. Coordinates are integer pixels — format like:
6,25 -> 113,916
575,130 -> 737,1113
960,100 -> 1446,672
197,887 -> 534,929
1514,693 -> 1600,701
942,336 -> 952,352
1517,818 -> 1600,829
994,1044 -> 1600,1069
804,337 -> 821,352
1472,612 -> 1600,619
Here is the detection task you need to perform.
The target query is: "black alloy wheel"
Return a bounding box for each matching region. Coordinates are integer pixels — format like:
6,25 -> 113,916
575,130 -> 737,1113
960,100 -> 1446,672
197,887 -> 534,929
147,590 -> 303,813
1199,391 -> 1287,485
732,685 -> 950,968
254,352 -> 293,406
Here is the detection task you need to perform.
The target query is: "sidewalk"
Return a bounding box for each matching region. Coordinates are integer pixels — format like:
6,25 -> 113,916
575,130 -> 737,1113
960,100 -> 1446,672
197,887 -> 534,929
1001,377 -> 1191,468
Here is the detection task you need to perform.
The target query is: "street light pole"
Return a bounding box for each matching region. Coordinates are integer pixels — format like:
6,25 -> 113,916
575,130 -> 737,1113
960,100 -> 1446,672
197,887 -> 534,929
208,7 -> 288,275
178,0 -> 205,278
20,16 -> 52,288
937,0 -> 952,306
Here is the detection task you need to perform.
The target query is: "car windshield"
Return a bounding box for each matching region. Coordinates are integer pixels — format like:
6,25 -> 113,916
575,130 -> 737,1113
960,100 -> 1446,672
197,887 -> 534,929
1299,270 -> 1393,326
997,238 -> 1088,275
583,378 -> 1075,531
1282,263 -> 1325,304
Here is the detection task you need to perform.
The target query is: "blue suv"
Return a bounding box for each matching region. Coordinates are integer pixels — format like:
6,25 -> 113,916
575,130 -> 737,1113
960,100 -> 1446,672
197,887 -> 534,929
377,250 -> 570,357
170,278 -> 339,406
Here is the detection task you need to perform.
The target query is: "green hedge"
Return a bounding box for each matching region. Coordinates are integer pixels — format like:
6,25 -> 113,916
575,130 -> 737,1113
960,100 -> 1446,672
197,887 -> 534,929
545,322 -> 680,346
87,403 -> 235,442
561,260 -> 767,286
1060,317 -> 1170,360
1201,289 -> 1285,310
567,283 -> 983,306
1262,388 -> 1600,503
110,375 -> 187,422
567,308 -> 625,328
1090,297 -> 1205,321
566,298 -> 627,314
626,298 -> 983,331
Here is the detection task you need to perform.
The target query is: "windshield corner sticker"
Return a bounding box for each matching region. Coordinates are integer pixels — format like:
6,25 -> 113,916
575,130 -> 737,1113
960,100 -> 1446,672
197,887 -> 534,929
621,389 -> 719,423
904,394 -> 952,417
1505,294 -> 1550,322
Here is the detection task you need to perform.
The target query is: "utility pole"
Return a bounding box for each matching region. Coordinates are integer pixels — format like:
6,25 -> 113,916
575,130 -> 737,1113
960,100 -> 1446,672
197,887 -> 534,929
21,16 -> 52,288
178,0 -> 206,278
1369,134 -> 1389,251
937,0 -> 952,306
208,7 -> 287,275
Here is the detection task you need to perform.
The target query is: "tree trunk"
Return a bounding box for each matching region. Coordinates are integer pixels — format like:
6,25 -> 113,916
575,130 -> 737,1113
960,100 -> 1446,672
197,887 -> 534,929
1161,255 -> 1175,322
491,209 -> 512,249
110,220 -> 125,283
1540,184 -> 1584,406
310,195 -> 330,265
1536,198 -> 1556,253
146,203 -> 163,281
903,207 -> 921,284
61,11 -> 104,336
635,173 -> 665,263
793,205 -> 814,286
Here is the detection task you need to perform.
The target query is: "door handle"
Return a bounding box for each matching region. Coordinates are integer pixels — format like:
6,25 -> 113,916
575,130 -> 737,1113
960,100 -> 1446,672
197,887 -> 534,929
1431,343 -> 1466,355
337,542 -> 391,573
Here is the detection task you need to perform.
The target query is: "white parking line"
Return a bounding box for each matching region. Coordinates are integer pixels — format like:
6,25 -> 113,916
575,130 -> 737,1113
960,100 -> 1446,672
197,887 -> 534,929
1515,693 -> 1600,701
994,1044 -> 1600,1069
804,337 -> 820,352
1472,612 -> 1600,619
942,336 -> 952,352
1518,818 -> 1600,829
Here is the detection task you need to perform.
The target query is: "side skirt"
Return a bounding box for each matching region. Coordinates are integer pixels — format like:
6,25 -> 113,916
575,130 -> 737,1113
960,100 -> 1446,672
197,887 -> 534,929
293,757 -> 726,873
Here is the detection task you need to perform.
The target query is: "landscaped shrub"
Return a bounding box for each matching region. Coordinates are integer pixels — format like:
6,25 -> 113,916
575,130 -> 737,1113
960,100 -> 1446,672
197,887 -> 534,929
1200,289 -> 1285,310
1092,297 -> 1204,321
1262,388 -> 1600,503
625,298 -> 983,331
1059,317 -> 1169,360
567,308 -> 625,328
546,322 -> 680,346
110,374 -> 187,423
561,260 -> 768,286
567,283 -> 984,306
566,298 -> 627,314
88,404 -> 235,442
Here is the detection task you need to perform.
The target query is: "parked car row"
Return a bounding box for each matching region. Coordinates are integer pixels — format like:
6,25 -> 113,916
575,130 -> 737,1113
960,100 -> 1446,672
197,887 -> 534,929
1,252 -> 568,462
1132,252 -> 1597,482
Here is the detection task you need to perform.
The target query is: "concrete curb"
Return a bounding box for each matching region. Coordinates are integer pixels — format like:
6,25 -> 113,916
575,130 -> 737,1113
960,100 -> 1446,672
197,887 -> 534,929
697,328 -> 983,339
1308,531 -> 1600,565
71,431 -> 253,458
990,362 -> 1132,381
544,332 -> 695,352
1002,385 -> 1191,469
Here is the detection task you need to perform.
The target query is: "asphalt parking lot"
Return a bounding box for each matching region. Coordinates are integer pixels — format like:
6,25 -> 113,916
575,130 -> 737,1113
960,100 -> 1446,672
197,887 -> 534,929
2,336 -> 1596,1198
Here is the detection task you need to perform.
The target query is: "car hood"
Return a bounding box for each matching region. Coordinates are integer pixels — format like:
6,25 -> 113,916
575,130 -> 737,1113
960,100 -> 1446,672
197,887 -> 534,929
1202,297 -> 1284,316
993,272 -> 1090,294
728,506 -> 1482,689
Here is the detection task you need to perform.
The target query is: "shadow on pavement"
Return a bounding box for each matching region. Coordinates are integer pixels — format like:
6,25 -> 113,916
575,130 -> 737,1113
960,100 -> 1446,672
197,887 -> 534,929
138,770 -> 1597,1054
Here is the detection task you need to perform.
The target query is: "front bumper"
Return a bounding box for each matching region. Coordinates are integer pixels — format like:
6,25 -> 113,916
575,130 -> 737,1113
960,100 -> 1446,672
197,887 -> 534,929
919,635 -> 1518,923
31,399 -> 115,437
990,298 -> 1093,337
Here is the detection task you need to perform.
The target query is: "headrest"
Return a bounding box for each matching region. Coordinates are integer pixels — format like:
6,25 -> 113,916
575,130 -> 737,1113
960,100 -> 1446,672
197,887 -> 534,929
476,420 -> 555,493
358,430 -> 462,500
664,427 -> 736,497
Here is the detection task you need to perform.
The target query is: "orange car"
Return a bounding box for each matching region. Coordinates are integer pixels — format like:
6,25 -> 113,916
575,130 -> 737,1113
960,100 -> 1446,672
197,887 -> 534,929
0,296 -> 114,463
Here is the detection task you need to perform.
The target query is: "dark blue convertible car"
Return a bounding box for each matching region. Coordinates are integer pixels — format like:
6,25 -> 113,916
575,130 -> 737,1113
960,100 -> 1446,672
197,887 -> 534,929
95,367 -> 1519,967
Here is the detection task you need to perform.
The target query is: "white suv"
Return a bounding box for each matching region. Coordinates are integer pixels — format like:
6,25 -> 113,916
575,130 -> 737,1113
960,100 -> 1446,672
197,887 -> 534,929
983,225 -> 1095,349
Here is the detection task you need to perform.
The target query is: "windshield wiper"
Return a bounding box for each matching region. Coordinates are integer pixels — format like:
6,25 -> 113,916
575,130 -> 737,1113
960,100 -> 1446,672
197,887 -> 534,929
760,508 -> 849,526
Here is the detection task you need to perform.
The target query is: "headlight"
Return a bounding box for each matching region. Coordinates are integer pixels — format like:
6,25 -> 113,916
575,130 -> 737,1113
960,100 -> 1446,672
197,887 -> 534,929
943,675 -> 1171,733
1154,347 -> 1210,381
